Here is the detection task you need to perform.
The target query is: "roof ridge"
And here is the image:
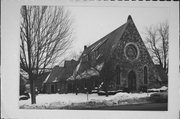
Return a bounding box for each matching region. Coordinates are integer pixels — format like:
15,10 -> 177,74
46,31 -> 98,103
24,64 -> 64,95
83,22 -> 128,56
88,22 -> 127,49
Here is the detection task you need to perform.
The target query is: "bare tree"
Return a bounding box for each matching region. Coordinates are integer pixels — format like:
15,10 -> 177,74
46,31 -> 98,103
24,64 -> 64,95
20,6 -> 73,104
144,21 -> 169,74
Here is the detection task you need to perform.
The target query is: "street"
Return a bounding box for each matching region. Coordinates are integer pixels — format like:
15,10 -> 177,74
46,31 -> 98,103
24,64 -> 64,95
65,103 -> 167,111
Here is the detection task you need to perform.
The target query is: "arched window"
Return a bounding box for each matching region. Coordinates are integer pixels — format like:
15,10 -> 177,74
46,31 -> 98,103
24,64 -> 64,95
116,65 -> 121,85
124,43 -> 139,61
144,66 -> 148,84
51,84 -> 55,93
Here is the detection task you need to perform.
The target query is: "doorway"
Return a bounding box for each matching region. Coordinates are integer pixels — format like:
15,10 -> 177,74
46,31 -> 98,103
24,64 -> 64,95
51,84 -> 55,93
128,70 -> 136,92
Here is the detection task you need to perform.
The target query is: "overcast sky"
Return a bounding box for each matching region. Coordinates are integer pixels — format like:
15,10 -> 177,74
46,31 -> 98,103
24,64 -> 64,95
42,5 -> 169,66
64,6 -> 169,59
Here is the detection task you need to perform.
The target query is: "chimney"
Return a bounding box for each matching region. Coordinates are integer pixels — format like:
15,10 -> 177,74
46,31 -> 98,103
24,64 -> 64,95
127,15 -> 132,22
84,45 -> 87,50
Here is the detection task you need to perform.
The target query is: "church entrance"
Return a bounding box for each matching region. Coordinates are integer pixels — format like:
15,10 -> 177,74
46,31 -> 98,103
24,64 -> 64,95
128,70 -> 136,92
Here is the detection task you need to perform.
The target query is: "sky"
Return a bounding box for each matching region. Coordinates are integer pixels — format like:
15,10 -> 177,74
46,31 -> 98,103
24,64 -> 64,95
63,6 -> 169,61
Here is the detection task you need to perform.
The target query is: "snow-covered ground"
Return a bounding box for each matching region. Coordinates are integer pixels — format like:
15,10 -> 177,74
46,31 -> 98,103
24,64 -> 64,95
19,92 -> 153,109
148,86 -> 168,92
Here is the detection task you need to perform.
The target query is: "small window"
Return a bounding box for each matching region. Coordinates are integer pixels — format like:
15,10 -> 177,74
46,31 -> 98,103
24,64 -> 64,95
144,66 -> 148,84
116,65 -> 121,85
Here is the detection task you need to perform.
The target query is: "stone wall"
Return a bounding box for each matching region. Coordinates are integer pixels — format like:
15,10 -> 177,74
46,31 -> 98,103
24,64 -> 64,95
110,20 -> 159,91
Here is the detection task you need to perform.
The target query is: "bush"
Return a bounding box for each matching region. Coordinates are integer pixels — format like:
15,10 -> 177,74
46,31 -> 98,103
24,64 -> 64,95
98,91 -> 106,96
139,85 -> 147,92
122,88 -> 130,93
150,92 -> 168,103
97,90 -> 121,96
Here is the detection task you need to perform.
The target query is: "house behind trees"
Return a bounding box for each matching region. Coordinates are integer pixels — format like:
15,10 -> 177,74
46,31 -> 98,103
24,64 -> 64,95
43,60 -> 78,93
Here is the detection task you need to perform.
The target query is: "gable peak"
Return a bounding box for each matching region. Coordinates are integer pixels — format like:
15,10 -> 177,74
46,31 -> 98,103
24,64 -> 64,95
127,15 -> 133,22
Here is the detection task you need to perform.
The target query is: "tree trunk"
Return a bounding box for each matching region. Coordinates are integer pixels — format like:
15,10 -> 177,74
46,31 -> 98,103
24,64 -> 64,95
30,75 -> 36,104
75,79 -> 78,95
163,61 -> 167,73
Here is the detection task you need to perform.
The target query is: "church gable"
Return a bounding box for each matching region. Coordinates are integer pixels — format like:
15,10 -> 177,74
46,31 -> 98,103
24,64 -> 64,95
111,15 -> 159,90
41,15 -> 164,95
79,22 -> 128,73
66,15 -> 161,93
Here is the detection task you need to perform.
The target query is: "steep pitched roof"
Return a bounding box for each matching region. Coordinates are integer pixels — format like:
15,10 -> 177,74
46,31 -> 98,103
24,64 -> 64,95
35,72 -> 50,87
74,16 -> 133,79
60,60 -> 78,80
44,66 -> 64,83
44,60 -> 78,83
81,16 -> 135,59
82,22 -> 128,58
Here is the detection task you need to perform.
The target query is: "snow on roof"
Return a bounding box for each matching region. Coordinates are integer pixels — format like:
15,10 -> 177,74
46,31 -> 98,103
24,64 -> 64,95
66,76 -> 74,81
76,69 -> 99,80
76,75 -> 81,80
96,54 -> 102,60
148,86 -> 168,92
87,68 -> 99,76
43,73 -> 51,83
52,77 -> 58,82
66,60 -> 82,81
96,62 -> 104,71
91,38 -> 107,52
74,60 -> 82,75
67,62 -> 104,80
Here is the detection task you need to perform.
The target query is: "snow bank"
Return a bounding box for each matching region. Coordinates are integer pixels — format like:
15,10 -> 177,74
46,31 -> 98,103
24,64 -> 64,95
148,86 -> 168,92
19,92 -> 152,109
160,86 -> 168,91
19,93 -> 90,108
89,92 -> 150,106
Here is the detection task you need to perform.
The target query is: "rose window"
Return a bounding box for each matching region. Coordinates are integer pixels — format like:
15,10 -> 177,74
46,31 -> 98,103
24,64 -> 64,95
125,43 -> 139,61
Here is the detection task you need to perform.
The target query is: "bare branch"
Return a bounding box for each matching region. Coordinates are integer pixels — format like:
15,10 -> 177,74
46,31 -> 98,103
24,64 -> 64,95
20,5 -> 73,76
144,21 -> 169,73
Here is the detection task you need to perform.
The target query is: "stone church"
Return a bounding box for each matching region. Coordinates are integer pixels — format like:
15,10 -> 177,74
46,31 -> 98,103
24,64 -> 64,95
43,15 -> 166,94
69,15 -> 164,93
